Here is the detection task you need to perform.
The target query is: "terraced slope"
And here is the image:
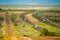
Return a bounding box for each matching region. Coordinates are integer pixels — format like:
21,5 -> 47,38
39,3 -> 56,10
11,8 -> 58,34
0,10 -> 60,40
25,12 -> 60,35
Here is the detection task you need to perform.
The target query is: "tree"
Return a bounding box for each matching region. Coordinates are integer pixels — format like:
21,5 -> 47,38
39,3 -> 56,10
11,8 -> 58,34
41,28 -> 60,36
41,28 -> 49,36
0,17 -> 4,28
0,8 -> 2,11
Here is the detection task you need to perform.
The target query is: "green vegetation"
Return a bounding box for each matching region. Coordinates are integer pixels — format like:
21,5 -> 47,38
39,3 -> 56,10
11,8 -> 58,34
0,9 -> 60,38
0,16 -> 4,40
10,14 -> 19,26
47,10 -> 60,13
50,20 -> 60,23
0,8 -> 2,11
41,28 -> 60,36
39,10 -> 60,13
0,17 -> 4,27
46,16 -> 60,23
10,14 -> 42,37
32,10 -> 60,36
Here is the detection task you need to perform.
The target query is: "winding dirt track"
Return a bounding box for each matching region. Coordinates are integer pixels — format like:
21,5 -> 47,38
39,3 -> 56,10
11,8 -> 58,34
22,11 -> 60,40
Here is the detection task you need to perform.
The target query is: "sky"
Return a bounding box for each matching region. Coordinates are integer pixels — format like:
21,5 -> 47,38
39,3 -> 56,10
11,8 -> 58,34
0,0 -> 60,5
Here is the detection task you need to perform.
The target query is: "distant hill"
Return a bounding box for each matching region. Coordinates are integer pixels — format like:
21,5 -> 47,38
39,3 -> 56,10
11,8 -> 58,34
0,5 -> 60,10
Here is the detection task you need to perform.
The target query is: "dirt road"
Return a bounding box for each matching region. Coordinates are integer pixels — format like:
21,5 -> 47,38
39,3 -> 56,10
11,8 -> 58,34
4,11 -> 27,40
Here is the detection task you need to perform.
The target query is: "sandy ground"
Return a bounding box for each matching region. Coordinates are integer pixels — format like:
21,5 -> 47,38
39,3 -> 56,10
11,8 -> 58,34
25,13 -> 39,22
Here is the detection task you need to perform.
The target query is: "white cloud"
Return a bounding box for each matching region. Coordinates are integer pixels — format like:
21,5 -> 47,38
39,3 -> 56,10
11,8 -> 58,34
28,2 -> 39,5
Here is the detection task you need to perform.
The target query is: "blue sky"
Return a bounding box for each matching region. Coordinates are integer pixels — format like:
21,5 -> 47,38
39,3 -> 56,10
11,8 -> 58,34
0,0 -> 60,5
